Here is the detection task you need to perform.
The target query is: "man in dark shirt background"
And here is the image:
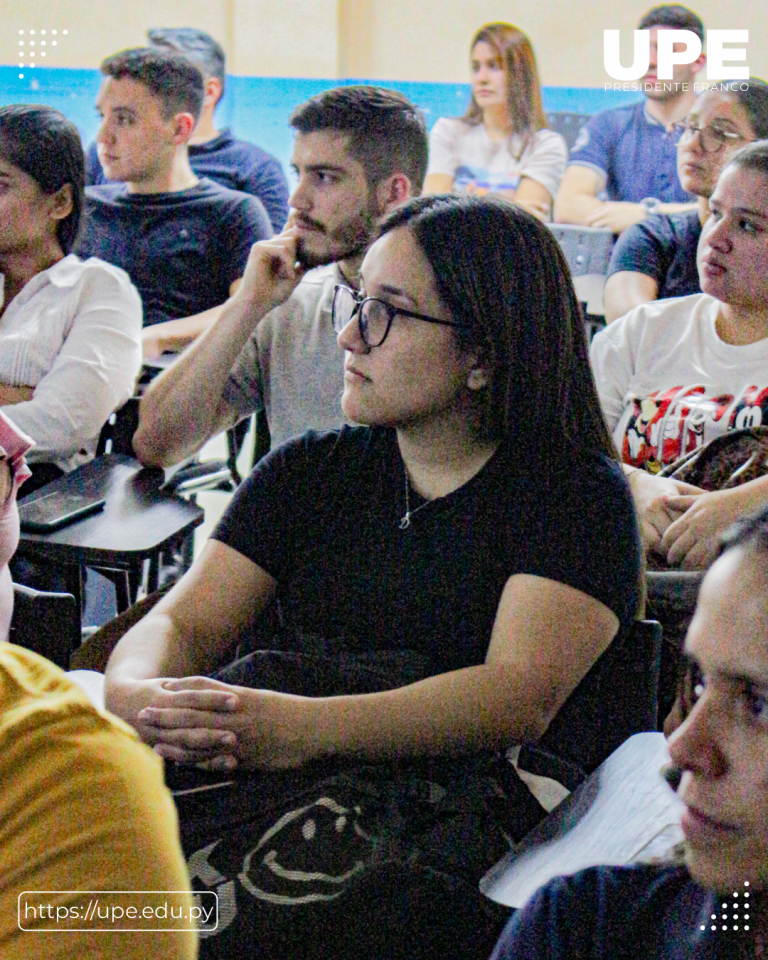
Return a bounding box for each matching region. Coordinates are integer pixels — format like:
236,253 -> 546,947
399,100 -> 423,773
85,27 -> 289,234
76,47 -> 272,354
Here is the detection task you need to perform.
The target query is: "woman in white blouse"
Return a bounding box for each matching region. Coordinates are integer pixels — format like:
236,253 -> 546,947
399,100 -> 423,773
423,23 -> 567,221
0,104 -> 141,492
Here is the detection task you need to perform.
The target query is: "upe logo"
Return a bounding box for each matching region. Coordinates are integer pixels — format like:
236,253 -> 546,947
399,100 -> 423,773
604,29 -> 748,81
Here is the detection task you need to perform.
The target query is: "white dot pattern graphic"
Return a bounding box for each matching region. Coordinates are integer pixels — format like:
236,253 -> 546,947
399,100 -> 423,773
702,883 -> 753,934
16,29 -> 67,78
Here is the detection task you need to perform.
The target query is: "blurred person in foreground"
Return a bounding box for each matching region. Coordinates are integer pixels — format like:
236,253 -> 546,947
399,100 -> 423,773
492,503 -> 768,959
0,411 -> 197,959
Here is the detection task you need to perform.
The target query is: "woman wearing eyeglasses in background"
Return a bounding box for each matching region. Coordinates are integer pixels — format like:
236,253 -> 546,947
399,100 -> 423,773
103,195 -> 640,955
423,23 -> 567,221
592,140 -> 768,573
603,80 -> 768,324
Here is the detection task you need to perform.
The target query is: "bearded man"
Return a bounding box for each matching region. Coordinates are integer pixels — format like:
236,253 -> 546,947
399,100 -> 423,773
134,85 -> 428,464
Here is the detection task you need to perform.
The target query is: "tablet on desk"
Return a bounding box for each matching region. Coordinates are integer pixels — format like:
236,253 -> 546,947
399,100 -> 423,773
20,490 -> 107,533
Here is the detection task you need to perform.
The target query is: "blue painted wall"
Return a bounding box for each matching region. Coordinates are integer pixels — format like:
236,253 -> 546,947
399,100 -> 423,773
0,66 -> 641,178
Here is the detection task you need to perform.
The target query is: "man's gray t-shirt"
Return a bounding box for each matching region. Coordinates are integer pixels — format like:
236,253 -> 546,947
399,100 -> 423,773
222,264 -> 348,448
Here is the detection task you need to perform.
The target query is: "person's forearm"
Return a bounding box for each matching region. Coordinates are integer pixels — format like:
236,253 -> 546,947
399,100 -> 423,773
134,292 -> 270,467
489,189 -> 550,222
554,192 -> 603,225
603,272 -> 659,323
306,662 -> 556,763
0,385 -> 34,405
657,202 -> 697,215
141,306 -> 224,358
104,609 -> 211,724
622,463 -> 652,498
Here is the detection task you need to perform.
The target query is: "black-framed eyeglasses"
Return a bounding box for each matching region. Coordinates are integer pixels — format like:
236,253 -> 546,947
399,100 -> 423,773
332,284 -> 460,348
671,119 -> 752,154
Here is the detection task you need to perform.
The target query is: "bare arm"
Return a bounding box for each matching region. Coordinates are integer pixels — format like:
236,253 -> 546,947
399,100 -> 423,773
133,229 -> 305,467
623,464 -> 704,557
297,574 -> 618,762
142,305 -> 226,359
657,202 -> 698,215
143,279 -> 244,358
586,201 -> 698,233
0,460 -> 12,505
603,271 -> 659,323
424,172 -> 551,221
423,173 -> 454,194
424,172 -> 551,220
104,539 -> 276,734
0,385 -> 34,405
511,176 -> 553,221
661,475 -> 768,570
554,165 -> 605,225
133,565 -> 619,770
555,166 -> 663,234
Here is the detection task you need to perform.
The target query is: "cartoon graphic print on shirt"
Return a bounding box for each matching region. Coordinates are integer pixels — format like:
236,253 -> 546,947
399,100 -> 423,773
452,165 -> 521,195
621,383 -> 768,472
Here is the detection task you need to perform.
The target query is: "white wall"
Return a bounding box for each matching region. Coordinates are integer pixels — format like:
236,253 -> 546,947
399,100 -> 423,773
1,0 -> 765,84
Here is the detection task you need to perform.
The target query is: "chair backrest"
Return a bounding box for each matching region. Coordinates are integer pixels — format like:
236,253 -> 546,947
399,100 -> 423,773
96,397 -> 141,457
519,619 -> 663,784
252,407 -> 272,466
548,223 -> 616,277
545,111 -> 592,152
9,583 -> 81,670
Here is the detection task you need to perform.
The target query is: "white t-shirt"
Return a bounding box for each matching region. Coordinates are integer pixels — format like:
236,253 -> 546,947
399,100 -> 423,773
426,117 -> 567,201
590,293 -> 768,472
0,255 -> 142,471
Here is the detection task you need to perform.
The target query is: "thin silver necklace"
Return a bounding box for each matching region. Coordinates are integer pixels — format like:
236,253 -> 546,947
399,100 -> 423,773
399,472 -> 432,529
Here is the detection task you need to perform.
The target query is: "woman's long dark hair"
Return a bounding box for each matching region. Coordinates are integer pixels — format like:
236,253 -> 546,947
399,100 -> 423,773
0,104 -> 84,254
462,23 -> 548,157
377,194 -> 617,464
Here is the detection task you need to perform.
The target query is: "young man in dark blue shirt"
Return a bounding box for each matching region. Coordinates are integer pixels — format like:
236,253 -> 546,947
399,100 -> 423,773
492,509 -> 768,959
85,28 -> 289,234
76,47 -> 272,353
554,5 -> 704,234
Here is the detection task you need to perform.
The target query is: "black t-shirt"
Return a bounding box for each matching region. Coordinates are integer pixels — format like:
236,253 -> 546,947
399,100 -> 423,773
607,209 -> 702,300
212,427 -> 641,673
85,131 -> 290,233
76,178 -> 272,326
492,864 -> 751,959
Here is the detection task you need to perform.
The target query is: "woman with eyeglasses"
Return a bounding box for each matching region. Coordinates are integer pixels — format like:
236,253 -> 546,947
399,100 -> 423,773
604,79 -> 768,323
103,195 -> 641,956
592,140 -> 768,573
423,23 -> 566,221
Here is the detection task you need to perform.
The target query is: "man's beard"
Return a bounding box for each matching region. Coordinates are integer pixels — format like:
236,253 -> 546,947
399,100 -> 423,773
295,201 -> 380,269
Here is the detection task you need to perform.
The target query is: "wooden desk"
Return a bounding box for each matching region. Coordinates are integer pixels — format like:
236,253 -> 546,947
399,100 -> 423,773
17,454 -> 204,613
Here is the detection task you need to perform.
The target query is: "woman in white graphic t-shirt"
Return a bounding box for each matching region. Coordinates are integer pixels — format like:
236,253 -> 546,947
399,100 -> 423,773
423,23 -> 566,221
591,140 -> 768,571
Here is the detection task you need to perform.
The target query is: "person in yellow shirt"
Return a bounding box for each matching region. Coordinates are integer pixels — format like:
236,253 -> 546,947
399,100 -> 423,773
0,412 -> 198,959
